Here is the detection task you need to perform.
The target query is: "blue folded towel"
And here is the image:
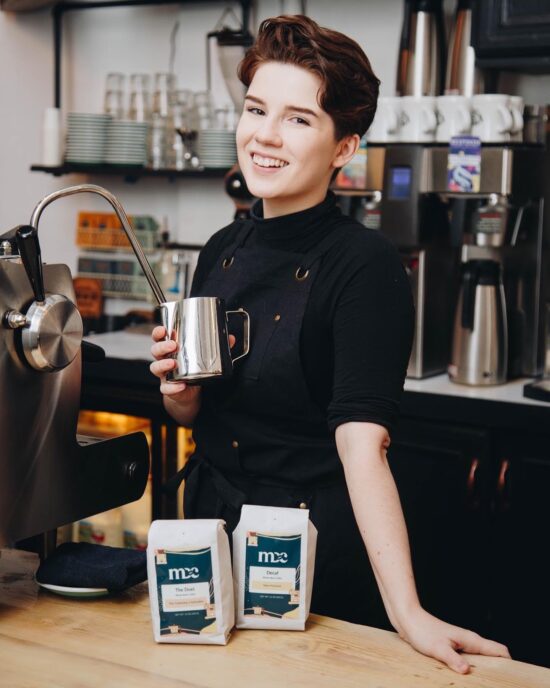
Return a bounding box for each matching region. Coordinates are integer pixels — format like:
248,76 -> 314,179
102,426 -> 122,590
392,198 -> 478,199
36,542 -> 146,592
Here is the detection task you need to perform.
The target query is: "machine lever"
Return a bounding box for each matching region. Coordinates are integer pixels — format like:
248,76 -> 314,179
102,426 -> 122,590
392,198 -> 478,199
15,225 -> 46,303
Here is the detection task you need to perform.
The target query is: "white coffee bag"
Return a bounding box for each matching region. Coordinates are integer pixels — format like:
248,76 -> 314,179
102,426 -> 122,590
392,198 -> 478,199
147,519 -> 234,645
233,505 -> 318,630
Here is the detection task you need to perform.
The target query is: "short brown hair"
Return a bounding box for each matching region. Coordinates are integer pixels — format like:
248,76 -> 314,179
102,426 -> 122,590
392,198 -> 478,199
238,15 -> 380,140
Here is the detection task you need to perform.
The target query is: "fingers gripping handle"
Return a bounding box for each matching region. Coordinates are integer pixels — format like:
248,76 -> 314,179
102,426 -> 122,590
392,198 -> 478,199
226,308 -> 250,363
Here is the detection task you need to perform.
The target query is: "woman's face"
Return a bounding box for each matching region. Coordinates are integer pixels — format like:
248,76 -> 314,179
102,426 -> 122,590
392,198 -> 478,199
236,61 -> 358,218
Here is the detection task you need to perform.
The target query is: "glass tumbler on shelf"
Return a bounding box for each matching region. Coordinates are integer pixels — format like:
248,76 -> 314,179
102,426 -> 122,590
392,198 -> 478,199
149,114 -> 168,170
193,90 -> 214,130
104,72 -> 125,119
152,72 -> 176,119
129,73 -> 150,122
171,90 -> 194,170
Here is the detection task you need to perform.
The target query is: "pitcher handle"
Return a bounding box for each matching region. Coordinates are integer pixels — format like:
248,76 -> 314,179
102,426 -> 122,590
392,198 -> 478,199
226,308 -> 250,363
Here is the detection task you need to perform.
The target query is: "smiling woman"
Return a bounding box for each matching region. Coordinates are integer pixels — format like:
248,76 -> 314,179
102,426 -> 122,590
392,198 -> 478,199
150,14 -> 510,675
236,16 -> 378,217
236,62 -> 357,217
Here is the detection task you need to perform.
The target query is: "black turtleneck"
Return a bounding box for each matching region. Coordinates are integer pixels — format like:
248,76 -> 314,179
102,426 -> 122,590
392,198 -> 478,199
191,193 -> 415,434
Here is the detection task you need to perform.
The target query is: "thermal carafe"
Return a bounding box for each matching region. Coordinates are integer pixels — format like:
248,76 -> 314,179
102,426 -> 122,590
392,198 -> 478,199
404,0 -> 446,96
445,0 -> 484,96
449,259 -> 508,385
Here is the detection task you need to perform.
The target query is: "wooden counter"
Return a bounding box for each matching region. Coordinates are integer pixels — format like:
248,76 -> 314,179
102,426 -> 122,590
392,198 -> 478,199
1,552 -> 549,688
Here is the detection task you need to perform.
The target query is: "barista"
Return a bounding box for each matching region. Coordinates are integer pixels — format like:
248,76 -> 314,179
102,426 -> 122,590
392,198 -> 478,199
150,15 -> 510,673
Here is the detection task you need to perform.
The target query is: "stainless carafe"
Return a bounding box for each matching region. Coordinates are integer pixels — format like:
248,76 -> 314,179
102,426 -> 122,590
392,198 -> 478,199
445,0 -> 484,96
449,259 -> 508,385
396,0 -> 413,95
403,0 -> 446,96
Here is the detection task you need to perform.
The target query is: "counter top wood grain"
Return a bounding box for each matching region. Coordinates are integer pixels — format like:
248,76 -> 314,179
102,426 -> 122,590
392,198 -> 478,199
1,552 -> 548,688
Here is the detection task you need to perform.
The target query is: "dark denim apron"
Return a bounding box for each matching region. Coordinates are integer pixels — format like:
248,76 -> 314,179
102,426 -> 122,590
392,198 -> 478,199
174,219 -> 389,628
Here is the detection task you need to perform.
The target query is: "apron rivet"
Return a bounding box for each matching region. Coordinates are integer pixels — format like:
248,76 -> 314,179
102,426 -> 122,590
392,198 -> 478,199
232,440 -> 239,448
299,502 -> 307,509
274,314 -> 281,321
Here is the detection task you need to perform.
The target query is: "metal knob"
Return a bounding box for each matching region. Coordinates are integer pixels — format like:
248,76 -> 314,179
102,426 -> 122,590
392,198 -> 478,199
22,294 -> 83,371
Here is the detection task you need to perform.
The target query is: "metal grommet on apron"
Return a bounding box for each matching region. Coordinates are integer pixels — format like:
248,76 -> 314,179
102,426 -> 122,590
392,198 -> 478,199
295,266 -> 310,281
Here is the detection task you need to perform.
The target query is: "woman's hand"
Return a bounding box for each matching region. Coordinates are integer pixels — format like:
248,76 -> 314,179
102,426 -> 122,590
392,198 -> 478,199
397,606 -> 510,674
149,325 -> 201,404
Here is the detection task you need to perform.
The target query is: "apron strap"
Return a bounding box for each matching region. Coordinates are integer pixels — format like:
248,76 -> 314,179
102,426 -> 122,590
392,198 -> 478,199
221,220 -> 255,269
162,454 -> 247,513
294,226 -> 347,282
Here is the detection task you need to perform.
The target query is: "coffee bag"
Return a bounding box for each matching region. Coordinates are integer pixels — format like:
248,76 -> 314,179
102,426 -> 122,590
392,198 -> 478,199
147,519 -> 234,644
233,505 -> 318,630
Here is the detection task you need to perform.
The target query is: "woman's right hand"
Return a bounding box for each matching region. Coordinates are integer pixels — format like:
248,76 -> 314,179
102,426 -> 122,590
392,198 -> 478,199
150,325 -> 201,404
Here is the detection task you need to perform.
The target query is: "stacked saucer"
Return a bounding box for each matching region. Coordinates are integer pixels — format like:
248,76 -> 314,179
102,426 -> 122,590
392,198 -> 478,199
105,120 -> 149,166
197,129 -> 237,168
65,113 -> 111,164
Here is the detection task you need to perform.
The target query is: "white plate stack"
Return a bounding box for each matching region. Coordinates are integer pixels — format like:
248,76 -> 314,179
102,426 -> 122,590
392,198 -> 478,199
105,120 -> 149,166
197,129 -> 237,169
65,113 -> 111,164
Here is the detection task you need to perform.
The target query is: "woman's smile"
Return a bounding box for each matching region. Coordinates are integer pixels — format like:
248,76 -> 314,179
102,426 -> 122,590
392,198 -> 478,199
251,152 -> 290,172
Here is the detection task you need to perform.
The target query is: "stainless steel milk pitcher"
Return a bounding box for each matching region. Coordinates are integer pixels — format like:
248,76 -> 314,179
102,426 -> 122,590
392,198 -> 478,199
161,296 -> 250,383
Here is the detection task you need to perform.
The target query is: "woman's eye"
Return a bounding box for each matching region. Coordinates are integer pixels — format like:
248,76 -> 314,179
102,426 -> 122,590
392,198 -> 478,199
290,116 -> 310,126
247,107 -> 265,116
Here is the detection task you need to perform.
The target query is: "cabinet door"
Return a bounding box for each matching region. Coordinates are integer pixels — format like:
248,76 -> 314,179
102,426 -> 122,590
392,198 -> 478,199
488,432 -> 550,668
473,1 -> 550,70
387,418 -> 492,632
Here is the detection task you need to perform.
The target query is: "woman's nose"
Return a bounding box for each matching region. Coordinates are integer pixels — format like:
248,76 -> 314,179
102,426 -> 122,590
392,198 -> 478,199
254,118 -> 282,147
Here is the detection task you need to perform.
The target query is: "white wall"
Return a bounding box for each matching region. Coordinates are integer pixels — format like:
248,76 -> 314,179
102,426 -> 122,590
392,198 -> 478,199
1,0 -> 549,283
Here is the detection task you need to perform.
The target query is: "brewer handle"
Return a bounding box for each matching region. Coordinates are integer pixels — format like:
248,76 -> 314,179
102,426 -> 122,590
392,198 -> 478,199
15,225 -> 45,303
461,266 -> 477,331
226,308 -> 250,363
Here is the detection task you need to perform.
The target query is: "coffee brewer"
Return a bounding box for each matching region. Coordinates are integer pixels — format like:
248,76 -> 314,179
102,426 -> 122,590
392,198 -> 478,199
343,143 -> 550,382
0,185 -> 162,548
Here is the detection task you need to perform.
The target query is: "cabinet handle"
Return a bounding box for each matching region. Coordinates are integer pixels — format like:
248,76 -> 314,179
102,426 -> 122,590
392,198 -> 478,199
496,458 -> 511,512
466,457 -> 480,510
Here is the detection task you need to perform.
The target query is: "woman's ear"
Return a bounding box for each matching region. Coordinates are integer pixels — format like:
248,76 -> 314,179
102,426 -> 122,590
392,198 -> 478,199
332,134 -> 361,169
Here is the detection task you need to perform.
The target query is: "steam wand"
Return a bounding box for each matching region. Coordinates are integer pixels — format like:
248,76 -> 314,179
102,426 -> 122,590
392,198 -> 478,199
30,184 -> 167,305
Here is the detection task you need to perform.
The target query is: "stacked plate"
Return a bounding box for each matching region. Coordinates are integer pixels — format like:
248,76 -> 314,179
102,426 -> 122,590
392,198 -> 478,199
105,120 -> 149,166
197,129 -> 237,168
65,113 -> 111,164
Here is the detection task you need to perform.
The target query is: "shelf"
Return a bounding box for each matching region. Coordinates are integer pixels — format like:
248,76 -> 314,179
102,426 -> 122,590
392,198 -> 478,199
30,163 -> 231,182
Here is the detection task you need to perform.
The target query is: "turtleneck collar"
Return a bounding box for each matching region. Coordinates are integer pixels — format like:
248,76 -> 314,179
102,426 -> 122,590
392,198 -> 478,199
250,192 -> 341,251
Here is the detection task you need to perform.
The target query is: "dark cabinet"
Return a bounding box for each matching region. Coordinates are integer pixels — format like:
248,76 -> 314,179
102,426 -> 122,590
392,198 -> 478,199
487,431 -> 550,667
389,417 -> 550,668
387,418 -> 492,632
473,0 -> 550,71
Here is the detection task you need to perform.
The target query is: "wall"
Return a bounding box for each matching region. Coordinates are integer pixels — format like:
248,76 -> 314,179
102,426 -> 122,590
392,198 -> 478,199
1,0 -> 550,303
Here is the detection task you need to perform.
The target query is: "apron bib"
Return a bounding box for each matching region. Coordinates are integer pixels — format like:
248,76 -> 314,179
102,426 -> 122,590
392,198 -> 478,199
178,219 -> 390,629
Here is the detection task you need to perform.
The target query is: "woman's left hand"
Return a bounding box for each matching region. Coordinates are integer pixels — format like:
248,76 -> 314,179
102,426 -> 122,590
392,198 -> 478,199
397,607 -> 511,674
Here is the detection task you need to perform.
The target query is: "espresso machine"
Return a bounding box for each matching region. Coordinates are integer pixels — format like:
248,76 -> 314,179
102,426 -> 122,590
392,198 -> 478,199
0,185 -> 165,550
357,143 -> 550,382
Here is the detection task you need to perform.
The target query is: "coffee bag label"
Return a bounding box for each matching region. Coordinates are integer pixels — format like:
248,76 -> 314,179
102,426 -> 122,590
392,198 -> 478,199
244,532 -> 301,619
155,547 -> 217,636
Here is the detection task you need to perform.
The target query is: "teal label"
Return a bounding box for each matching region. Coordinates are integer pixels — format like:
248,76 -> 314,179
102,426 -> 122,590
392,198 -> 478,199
155,547 -> 217,636
244,532 -> 301,619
